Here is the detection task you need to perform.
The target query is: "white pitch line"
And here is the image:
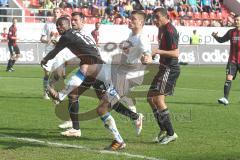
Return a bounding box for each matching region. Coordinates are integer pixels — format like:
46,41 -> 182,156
0,134 -> 164,160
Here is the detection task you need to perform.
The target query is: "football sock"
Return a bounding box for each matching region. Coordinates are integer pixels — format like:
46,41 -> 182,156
153,108 -> 165,131
69,100 -> 79,130
6,59 -> 12,70
159,109 -> 174,136
101,112 -> 123,143
11,60 -> 16,67
224,80 -> 232,99
43,76 -> 49,91
113,102 -> 139,121
59,70 -> 85,101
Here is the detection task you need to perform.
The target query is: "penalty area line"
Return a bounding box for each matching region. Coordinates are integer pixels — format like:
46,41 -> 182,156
0,134 -> 164,160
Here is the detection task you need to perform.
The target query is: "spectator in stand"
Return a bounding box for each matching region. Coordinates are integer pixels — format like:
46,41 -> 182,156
212,0 -> 221,12
97,0 -> 107,17
0,27 -> 7,42
43,0 -> 55,16
91,22 -> 101,45
187,0 -> 198,12
124,0 -> 133,18
105,0 -> 116,16
100,13 -> 113,24
114,0 -> 127,18
155,0 -> 164,9
196,0 -> 203,12
201,0 -> 212,13
164,0 -> 175,11
180,0 -> 189,12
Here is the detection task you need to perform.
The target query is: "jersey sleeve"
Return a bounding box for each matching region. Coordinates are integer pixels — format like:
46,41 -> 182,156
215,30 -> 231,43
41,23 -> 48,36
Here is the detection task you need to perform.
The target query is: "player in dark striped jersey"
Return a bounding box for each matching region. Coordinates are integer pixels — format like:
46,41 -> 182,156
6,18 -> 21,72
147,8 -> 180,145
212,14 -> 240,105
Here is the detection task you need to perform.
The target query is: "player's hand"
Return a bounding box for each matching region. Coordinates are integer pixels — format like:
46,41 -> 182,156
41,59 -> 48,68
212,32 -> 218,37
152,48 -> 159,55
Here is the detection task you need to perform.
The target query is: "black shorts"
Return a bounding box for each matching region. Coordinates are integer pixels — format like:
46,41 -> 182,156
226,62 -> 240,80
8,44 -> 20,55
149,64 -> 180,96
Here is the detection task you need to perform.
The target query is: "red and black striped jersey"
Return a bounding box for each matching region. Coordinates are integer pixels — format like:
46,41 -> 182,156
8,25 -> 17,46
158,22 -> 179,67
214,28 -> 240,64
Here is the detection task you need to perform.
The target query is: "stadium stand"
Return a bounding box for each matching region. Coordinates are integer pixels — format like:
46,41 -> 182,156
0,0 -> 236,26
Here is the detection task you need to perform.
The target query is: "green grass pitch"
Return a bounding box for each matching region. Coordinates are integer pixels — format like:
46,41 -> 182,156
0,65 -> 240,160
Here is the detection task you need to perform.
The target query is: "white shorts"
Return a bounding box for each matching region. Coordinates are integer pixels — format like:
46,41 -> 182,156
43,48 -> 76,72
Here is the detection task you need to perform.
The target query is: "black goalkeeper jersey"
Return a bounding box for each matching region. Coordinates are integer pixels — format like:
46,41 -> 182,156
44,29 -> 103,64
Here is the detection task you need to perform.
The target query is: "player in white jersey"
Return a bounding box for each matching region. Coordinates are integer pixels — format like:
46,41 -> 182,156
40,7 -> 76,99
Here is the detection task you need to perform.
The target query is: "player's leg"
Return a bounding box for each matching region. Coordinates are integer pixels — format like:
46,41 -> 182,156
6,44 -> 14,72
147,66 -> 179,144
218,63 -> 236,105
9,45 -> 21,70
60,77 -> 95,137
97,98 -> 126,151
93,80 -> 143,135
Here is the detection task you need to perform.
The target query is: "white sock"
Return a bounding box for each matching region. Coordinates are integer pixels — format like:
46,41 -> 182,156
58,70 -> 85,101
101,113 -> 123,143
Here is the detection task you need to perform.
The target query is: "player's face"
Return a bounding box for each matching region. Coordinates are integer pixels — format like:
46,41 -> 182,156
12,19 -> 17,25
153,12 -> 165,28
53,9 -> 61,19
128,14 -> 143,30
71,15 -> 84,30
56,21 -> 68,35
235,16 -> 240,28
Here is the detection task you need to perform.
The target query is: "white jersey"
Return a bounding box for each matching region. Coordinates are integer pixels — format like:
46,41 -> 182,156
117,31 -> 152,81
41,21 -> 60,53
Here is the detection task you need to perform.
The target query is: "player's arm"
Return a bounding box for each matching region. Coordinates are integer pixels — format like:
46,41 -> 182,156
152,48 -> 179,58
41,36 -> 68,65
8,28 -> 17,40
212,30 -> 231,43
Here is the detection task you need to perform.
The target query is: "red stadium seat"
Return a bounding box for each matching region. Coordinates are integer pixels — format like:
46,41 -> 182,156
178,11 -> 186,17
81,8 -> 91,16
193,12 -> 201,19
202,20 -> 210,26
187,11 -> 193,18
72,8 -> 81,13
201,12 -> 209,19
216,12 -> 223,20
64,8 -> 72,16
196,19 -> 202,26
91,17 -> 100,24
209,12 -> 216,19
188,19 -> 195,26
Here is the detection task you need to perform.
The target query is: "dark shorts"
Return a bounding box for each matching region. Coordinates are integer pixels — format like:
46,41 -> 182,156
149,64 -> 180,96
226,62 -> 240,80
8,44 -> 20,55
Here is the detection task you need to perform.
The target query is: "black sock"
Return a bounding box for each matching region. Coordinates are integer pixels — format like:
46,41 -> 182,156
159,109 -> 174,136
11,60 -> 16,68
224,80 -> 232,99
6,59 -> 12,70
69,100 -> 79,130
113,102 -> 139,120
153,108 -> 165,131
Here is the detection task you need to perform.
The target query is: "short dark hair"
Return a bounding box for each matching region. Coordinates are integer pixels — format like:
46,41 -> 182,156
131,10 -> 146,21
154,7 -> 168,18
56,16 -> 70,25
71,12 -> 85,19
